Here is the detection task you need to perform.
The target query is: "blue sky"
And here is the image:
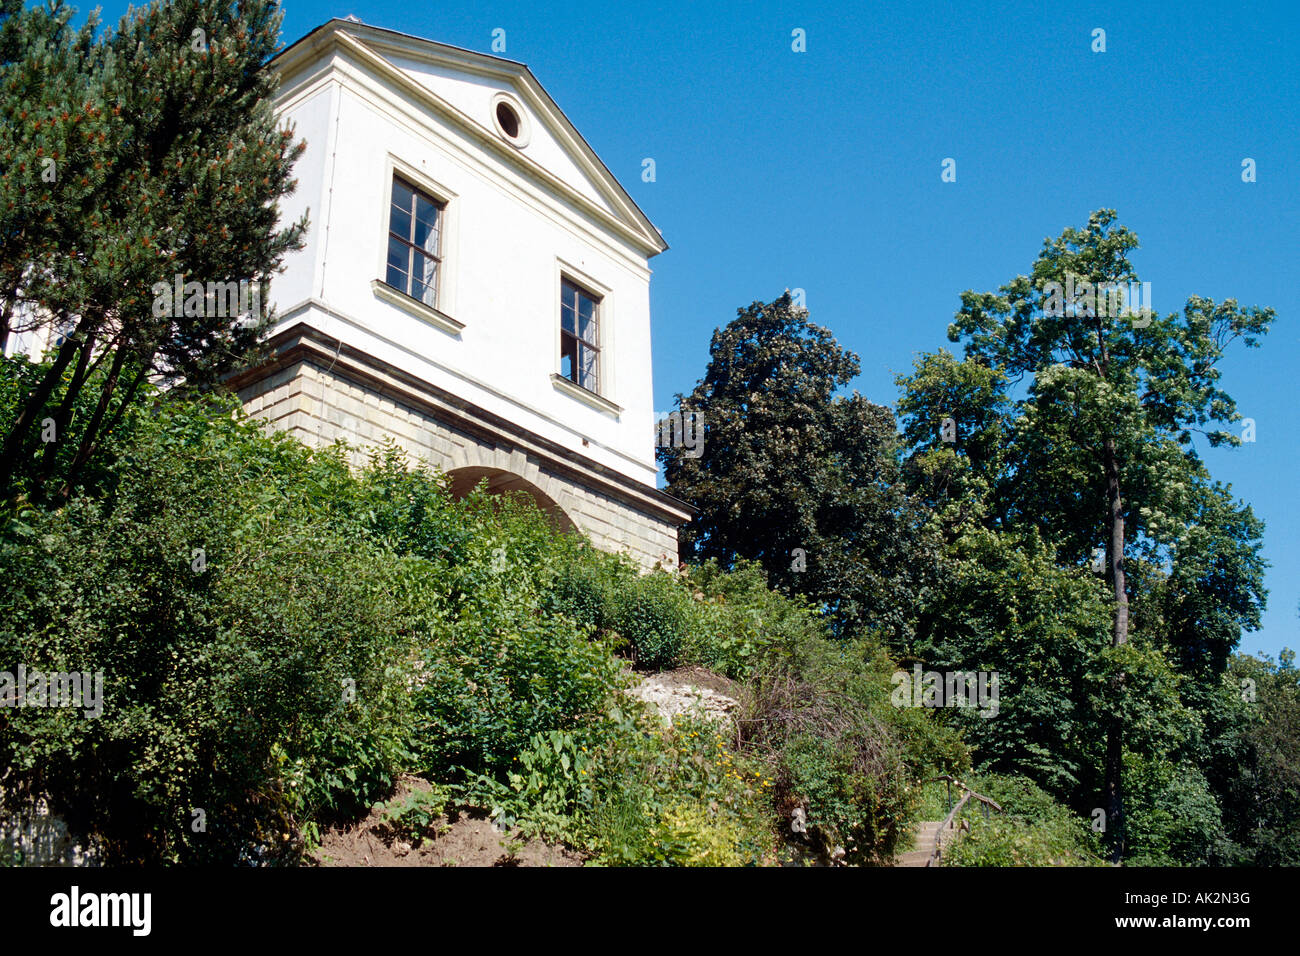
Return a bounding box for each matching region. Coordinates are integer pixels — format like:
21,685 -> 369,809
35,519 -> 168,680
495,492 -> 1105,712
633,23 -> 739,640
92,1 -> 1300,656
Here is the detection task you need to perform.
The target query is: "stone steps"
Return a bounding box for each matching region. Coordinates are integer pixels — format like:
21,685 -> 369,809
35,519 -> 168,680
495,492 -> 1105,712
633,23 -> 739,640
895,821 -> 949,867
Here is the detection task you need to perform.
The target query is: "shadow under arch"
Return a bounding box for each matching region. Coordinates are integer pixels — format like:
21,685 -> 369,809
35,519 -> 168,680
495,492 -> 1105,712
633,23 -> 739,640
446,465 -> 578,533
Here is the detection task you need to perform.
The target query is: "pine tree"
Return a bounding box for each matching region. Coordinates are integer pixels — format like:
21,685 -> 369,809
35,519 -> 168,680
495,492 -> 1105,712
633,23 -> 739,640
0,0 -> 306,500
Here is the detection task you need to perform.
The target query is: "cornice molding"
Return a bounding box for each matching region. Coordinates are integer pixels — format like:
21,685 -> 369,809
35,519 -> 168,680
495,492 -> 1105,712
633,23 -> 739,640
226,321 -> 695,526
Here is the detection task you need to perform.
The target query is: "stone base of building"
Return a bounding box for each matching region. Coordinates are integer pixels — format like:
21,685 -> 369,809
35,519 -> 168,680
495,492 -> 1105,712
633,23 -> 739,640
226,324 -> 690,571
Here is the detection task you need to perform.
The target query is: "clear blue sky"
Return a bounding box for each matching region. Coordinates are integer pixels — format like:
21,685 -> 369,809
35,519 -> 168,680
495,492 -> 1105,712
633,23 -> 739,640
90,1 -> 1300,657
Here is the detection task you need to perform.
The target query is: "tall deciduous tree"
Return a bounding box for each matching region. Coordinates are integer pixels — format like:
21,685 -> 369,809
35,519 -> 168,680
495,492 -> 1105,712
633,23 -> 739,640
895,348 -> 1014,534
945,209 -> 1273,860
0,0 -> 306,501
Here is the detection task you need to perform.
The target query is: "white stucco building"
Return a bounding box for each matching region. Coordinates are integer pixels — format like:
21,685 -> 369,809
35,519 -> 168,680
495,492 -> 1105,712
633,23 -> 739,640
230,19 -> 691,568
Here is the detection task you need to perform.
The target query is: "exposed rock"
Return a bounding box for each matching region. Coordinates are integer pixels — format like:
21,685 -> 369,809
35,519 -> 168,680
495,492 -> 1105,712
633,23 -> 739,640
629,672 -> 739,728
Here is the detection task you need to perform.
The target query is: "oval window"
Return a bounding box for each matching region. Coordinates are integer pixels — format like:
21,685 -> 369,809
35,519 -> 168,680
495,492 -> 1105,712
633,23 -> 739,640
496,101 -> 520,139
490,93 -> 530,147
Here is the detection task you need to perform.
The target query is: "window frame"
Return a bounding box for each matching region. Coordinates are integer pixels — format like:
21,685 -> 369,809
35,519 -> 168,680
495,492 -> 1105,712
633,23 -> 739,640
559,276 -> 602,395
384,173 -> 446,308
374,157 -> 460,329
552,260 -> 618,414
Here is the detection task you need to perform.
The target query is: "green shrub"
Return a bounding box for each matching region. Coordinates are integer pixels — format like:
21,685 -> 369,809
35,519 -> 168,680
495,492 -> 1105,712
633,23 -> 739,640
941,774 -> 1105,866
545,555 -> 818,683
675,560 -> 812,680
339,455 -> 637,792
610,571 -> 692,670
584,714 -> 777,866
548,555 -> 627,636
942,816 -> 1101,866
0,397 -> 420,863
411,599 -> 628,779
450,701 -> 777,866
743,630 -> 967,863
648,802 -> 752,866
1122,756 -> 1227,866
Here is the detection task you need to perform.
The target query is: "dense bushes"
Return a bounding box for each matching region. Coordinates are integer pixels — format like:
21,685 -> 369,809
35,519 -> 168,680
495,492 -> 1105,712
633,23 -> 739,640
546,548 -> 693,668
540,550 -> 968,864
0,398 -> 420,862
682,560 -> 818,680
0,384 -> 966,866
940,775 -> 1105,867
0,392 -> 631,863
742,633 -> 968,863
609,572 -> 693,670
484,712 -> 780,866
1121,756 -> 1226,866
601,716 -> 778,866
411,594 -> 627,777
1204,652 -> 1300,866
546,554 -> 815,681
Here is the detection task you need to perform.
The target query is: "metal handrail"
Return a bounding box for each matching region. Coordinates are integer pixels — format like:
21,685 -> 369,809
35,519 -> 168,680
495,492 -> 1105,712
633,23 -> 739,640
922,776 -> 1003,867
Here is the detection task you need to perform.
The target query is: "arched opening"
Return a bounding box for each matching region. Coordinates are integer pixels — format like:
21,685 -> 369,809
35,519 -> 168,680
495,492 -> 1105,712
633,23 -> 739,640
446,466 -> 578,533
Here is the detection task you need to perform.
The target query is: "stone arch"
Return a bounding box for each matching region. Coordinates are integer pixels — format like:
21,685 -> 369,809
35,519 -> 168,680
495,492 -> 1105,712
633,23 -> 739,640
446,443 -> 578,533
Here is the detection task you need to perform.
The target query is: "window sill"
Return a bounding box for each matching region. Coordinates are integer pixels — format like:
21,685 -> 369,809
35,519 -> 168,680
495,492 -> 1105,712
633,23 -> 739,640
371,279 -> 464,336
551,373 -> 622,416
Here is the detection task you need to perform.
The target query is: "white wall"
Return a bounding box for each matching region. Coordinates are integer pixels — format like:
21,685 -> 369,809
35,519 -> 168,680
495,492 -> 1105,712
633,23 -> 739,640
266,42 -> 660,488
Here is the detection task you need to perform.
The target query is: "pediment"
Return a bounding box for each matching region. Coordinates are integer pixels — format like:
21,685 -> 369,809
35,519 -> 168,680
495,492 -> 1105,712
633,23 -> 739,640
274,20 -> 666,256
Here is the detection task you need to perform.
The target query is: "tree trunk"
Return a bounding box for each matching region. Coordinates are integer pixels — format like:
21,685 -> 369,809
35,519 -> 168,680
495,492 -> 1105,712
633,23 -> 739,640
1103,435 -> 1128,863
56,344 -> 130,499
58,357 -> 149,502
1105,439 -> 1129,646
1104,721 -> 1125,863
35,330 -> 99,491
0,315 -> 88,495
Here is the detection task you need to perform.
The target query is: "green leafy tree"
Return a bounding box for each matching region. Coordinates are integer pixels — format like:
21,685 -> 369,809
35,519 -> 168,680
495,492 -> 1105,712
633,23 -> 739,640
659,291 -> 938,642
895,348 -> 1014,533
944,209 -> 1273,860
1204,650 -> 1300,865
911,526 -> 1113,796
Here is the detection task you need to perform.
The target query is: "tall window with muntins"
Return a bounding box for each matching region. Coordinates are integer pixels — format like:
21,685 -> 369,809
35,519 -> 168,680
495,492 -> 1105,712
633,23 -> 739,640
385,176 -> 443,307
560,278 -> 600,393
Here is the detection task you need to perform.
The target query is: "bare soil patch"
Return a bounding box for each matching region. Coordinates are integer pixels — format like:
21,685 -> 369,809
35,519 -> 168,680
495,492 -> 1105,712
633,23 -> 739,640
307,776 -> 585,868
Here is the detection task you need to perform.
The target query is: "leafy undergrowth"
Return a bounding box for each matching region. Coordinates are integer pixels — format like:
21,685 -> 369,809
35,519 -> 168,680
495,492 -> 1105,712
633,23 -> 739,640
0,389 -> 963,865
938,775 -> 1107,867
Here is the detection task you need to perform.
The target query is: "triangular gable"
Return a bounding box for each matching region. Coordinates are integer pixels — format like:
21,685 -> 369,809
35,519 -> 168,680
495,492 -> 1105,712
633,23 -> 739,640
272,20 -> 667,257
376,51 -> 619,218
